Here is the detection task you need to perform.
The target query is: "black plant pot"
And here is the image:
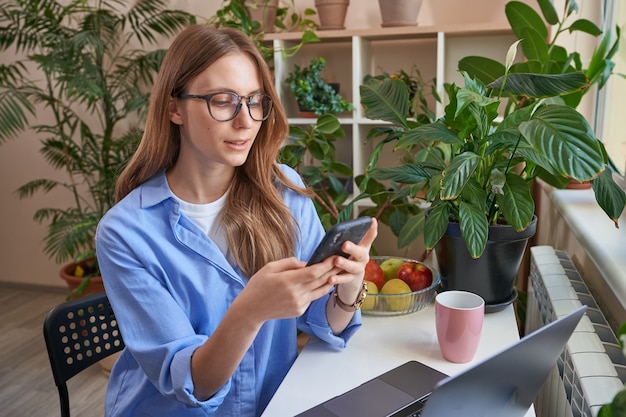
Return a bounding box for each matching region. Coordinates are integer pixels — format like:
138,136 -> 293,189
435,215 -> 537,313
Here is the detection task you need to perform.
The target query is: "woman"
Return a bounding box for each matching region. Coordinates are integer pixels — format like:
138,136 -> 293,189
95,24 -> 377,417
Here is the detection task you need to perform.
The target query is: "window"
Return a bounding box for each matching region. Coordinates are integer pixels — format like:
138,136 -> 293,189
597,0 -> 626,176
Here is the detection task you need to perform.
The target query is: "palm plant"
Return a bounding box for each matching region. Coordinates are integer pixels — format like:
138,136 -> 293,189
0,0 -> 195,293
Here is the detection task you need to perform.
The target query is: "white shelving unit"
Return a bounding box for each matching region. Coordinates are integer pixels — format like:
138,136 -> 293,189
268,23 -> 516,183
266,24 -> 517,254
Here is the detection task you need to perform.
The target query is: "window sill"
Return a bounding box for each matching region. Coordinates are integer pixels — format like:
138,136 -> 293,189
548,185 -> 626,322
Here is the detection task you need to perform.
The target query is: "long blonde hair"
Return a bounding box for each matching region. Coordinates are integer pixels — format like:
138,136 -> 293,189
116,24 -> 311,276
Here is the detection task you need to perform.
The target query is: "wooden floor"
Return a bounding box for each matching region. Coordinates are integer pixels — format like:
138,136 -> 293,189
0,284 -> 109,417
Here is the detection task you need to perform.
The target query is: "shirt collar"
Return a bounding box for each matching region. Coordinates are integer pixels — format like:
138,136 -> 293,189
140,171 -> 175,209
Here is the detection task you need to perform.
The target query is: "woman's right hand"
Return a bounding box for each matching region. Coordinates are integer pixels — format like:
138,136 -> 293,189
239,256 -> 339,322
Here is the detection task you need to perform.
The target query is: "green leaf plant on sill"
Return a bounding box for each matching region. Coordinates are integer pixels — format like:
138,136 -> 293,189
358,40 -> 626,260
279,114 -> 360,229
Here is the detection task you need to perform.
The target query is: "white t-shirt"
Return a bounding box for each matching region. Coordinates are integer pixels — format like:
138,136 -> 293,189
176,191 -> 232,265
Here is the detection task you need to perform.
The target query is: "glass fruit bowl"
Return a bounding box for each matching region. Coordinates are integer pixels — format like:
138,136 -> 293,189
361,256 -> 440,316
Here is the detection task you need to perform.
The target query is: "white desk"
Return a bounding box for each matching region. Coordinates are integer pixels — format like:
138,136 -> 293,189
262,304 -> 536,417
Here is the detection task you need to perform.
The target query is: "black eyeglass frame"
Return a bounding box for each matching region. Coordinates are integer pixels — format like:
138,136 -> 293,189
177,92 -> 273,122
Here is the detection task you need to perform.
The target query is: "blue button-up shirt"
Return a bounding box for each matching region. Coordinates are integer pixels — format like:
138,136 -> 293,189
95,166 -> 361,417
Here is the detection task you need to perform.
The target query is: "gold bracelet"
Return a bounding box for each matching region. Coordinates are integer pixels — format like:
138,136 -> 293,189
333,282 -> 368,312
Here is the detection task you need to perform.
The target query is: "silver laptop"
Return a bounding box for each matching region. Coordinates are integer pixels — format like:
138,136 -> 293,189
296,305 -> 587,417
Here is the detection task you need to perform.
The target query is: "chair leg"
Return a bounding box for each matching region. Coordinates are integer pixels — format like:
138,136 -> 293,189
58,384 -> 71,417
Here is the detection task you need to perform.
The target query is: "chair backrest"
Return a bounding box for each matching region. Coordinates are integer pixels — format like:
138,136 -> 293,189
43,292 -> 124,417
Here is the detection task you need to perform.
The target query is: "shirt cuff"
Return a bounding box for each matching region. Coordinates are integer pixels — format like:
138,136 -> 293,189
300,293 -> 362,349
172,344 -> 232,412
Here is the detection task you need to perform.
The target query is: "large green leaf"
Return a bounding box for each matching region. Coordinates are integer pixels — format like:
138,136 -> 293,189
441,152 -> 480,200
569,19 -> 602,36
316,113 -> 341,134
537,0 -> 558,25
519,105 -> 604,180
455,86 -> 499,119
423,203 -> 449,250
459,201 -> 489,259
591,169 -> 626,227
329,161 -> 353,177
360,77 -> 409,126
587,26 -> 620,89
458,56 -> 505,85
398,213 -> 425,248
506,1 -> 548,41
488,72 -> 589,97
496,173 -> 535,231
396,121 -> 463,149
517,27 -> 549,63
371,164 -> 430,184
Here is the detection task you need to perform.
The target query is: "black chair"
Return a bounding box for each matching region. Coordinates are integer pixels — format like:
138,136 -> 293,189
43,292 -> 124,417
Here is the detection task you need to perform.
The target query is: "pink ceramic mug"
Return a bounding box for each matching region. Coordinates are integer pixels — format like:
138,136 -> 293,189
435,290 -> 485,363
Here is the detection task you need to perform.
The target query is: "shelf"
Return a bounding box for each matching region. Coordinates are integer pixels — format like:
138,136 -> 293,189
264,23 -> 512,42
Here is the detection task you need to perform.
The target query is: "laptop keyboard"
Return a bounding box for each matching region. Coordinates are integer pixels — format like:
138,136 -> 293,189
390,393 -> 431,417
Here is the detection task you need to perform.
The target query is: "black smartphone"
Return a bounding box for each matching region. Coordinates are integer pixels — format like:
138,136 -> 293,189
306,217 -> 372,266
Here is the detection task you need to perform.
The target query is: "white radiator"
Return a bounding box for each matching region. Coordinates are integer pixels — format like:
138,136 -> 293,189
526,246 -> 626,417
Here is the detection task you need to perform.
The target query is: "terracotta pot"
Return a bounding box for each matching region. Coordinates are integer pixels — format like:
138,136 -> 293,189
298,111 -> 318,118
566,179 -> 592,190
245,0 -> 279,33
378,0 -> 423,27
315,0 -> 349,30
59,261 -> 105,299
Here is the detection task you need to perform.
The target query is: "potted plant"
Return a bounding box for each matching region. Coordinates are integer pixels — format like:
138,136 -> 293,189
0,0 -> 195,298
356,0 -> 626,310
209,0 -> 319,61
286,57 -> 354,117
356,67 -> 438,249
378,0 -> 424,27
245,0 -> 281,33
279,114 -> 357,229
359,42 -> 626,310
314,0 -> 350,30
459,0 -> 624,188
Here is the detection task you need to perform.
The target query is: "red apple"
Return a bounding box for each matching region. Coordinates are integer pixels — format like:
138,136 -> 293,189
364,259 -> 385,291
396,261 -> 433,292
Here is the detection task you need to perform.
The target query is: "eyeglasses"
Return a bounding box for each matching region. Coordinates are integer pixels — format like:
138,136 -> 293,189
177,92 -> 273,122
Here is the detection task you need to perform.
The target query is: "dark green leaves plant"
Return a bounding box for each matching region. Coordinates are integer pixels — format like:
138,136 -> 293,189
460,0 -> 622,109
279,114 -> 358,229
360,41 -> 625,259
286,57 -> 354,116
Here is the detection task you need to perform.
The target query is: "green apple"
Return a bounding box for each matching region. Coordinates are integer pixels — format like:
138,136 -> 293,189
380,278 -> 412,311
379,257 -> 405,281
361,280 -> 378,311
